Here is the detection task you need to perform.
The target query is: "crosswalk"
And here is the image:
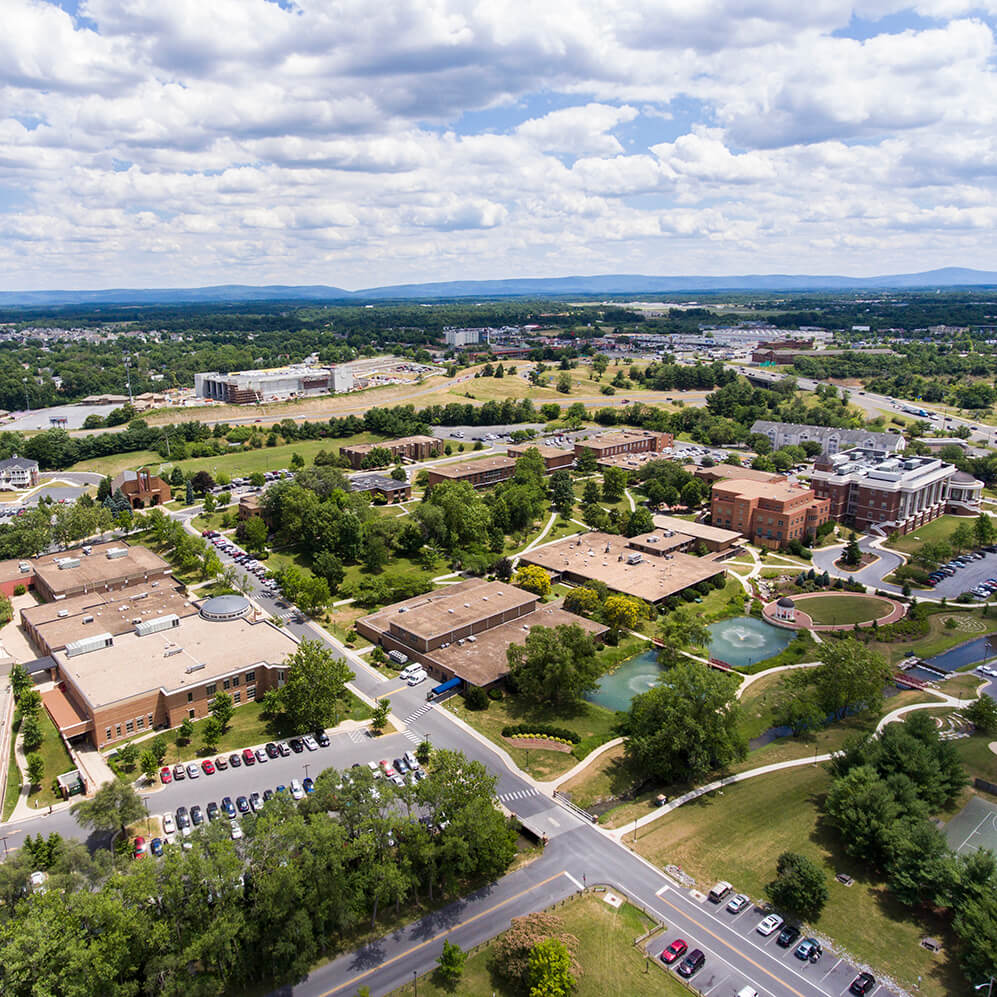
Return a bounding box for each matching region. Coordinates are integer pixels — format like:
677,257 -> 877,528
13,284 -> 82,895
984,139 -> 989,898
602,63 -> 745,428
348,729 -> 366,744
403,703 -> 433,725
498,788 -> 541,803
403,729 -> 423,744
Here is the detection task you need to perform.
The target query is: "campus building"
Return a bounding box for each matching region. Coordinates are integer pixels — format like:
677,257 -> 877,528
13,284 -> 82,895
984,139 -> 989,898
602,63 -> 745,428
194,363 -> 355,403
574,430 -> 673,460
0,455 -> 40,490
710,478 -> 830,549
426,456 -> 516,489
25,542 -> 173,601
687,463 -> 784,485
340,435 -> 443,469
505,444 -> 575,472
809,448 -> 981,534
520,531 -> 727,604
356,578 -> 607,687
651,514 -> 744,552
348,473 -> 412,503
111,468 -> 171,509
750,420 -> 905,456
40,595 -> 299,749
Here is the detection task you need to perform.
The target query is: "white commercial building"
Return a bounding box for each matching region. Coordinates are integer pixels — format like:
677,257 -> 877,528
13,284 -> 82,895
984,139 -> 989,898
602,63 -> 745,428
194,364 -> 354,403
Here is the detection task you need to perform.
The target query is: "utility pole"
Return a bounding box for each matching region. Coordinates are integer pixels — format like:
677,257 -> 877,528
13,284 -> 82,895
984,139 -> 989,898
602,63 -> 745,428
123,354 -> 134,405
22,378 -> 29,413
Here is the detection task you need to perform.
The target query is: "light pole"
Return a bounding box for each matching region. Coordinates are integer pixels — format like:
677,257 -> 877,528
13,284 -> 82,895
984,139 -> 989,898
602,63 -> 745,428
303,763 -> 310,782
413,970 -> 417,996
22,378 -> 29,413
976,979 -> 995,997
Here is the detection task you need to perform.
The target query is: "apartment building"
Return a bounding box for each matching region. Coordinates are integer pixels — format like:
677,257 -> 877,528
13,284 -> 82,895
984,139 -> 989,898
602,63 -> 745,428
340,435 -> 442,469
574,430 -> 673,460
426,456 -> 516,489
750,420 -> 905,456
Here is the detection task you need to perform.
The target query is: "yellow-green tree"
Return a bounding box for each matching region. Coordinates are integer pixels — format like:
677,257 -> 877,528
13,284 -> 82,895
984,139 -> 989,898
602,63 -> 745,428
603,594 -> 642,633
514,564 -> 551,598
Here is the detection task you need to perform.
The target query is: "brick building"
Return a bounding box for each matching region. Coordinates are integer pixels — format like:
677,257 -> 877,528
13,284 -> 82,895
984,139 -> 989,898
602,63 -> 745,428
340,435 -> 442,470
505,444 -> 575,472
711,478 -> 830,549
111,468 -> 171,509
426,456 -> 515,489
348,473 -> 412,502
31,542 -> 173,601
809,448 -> 979,534
573,430 -> 673,460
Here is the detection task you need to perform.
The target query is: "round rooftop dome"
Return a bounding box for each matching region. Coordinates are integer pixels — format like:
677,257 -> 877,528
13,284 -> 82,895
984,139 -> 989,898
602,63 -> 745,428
777,597 -> 796,608
950,470 -> 980,484
200,594 -> 251,622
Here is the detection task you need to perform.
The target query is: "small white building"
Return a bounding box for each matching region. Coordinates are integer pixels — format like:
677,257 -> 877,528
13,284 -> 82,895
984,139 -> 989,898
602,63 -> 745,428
773,597 -> 796,624
0,455 -> 40,490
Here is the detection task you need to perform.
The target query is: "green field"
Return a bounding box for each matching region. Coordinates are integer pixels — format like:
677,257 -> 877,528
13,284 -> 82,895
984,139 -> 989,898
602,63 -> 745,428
17,706 -> 77,811
630,766 -> 964,997
1,713 -> 21,821
885,515 -> 968,555
389,892 -> 687,997
793,593 -> 894,625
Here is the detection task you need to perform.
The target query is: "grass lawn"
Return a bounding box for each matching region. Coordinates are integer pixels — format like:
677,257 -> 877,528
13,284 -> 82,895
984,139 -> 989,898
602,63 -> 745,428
69,449 -> 164,477
445,692 -> 621,781
2,713 -> 22,821
695,576 -> 746,622
629,766 -> 964,997
869,610 -> 997,665
942,673 -> 987,698
558,742 -> 633,810
885,515 -> 968,555
793,593 -> 895,625
952,733 -> 997,785
24,706 -> 76,810
389,893 -> 686,997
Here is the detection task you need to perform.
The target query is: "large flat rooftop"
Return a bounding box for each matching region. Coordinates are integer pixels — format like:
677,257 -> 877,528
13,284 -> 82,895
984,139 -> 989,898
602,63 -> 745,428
33,542 -> 170,595
387,581 -> 535,641
521,532 -> 725,603
652,514 -> 743,546
689,463 -> 784,483
55,614 -> 297,709
712,478 -> 814,503
428,456 -> 515,478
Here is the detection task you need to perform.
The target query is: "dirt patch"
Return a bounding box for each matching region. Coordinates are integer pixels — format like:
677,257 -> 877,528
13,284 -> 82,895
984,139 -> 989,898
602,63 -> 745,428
506,736 -> 573,753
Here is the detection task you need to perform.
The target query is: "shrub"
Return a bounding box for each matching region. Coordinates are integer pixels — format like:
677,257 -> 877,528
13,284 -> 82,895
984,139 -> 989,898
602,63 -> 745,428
488,687 -> 504,701
463,685 -> 489,711
501,723 -> 580,744
13,584 -> 26,596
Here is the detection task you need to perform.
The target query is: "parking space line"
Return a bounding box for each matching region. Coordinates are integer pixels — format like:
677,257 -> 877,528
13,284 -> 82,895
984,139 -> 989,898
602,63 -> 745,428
820,959 -> 842,982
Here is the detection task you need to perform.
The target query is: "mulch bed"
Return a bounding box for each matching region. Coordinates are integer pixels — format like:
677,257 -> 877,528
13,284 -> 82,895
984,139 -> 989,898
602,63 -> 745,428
505,736 -> 573,753
833,552 -> 878,572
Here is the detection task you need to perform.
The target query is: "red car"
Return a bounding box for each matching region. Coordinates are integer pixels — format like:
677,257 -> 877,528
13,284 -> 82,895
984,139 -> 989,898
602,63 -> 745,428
160,767 -> 172,785
242,747 -> 256,766
660,939 -> 688,965
201,759 -> 215,775
133,836 -> 147,859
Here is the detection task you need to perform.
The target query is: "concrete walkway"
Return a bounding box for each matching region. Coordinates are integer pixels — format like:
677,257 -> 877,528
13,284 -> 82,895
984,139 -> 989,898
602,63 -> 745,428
547,736 -> 624,791
515,512 -> 559,563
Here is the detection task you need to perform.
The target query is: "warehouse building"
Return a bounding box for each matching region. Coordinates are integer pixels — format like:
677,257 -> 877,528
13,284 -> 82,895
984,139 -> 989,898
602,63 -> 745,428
194,363 -> 355,403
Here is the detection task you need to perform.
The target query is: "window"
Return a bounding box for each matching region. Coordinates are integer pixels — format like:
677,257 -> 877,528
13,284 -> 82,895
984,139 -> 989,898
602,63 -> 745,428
187,691 -> 193,703
188,709 -> 195,720
233,691 -> 241,704
247,686 -> 256,700
246,670 -> 255,683
232,675 -> 239,687
206,683 -> 217,696
125,720 -> 133,733
223,679 -> 230,690
137,716 -> 144,730
148,713 -> 153,728
105,727 -> 112,741
115,724 -> 122,737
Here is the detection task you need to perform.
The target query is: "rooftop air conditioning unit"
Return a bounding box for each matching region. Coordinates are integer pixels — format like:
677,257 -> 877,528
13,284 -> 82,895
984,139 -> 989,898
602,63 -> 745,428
163,645 -> 183,657
57,609 -> 68,618
82,615 -> 94,624
57,557 -> 80,570
184,662 -> 205,673
105,547 -> 128,560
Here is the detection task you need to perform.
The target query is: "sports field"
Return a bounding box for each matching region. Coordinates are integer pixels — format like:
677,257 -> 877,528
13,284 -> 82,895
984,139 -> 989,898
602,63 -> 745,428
943,794 -> 997,855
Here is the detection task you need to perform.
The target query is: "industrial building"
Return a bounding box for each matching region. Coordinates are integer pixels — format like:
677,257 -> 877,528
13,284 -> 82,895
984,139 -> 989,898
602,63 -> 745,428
194,363 -> 354,403
520,532 -> 727,604
809,449 -> 981,534
340,435 -> 442,469
750,420 -> 905,456
426,456 -> 516,489
710,478 -> 830,549
356,579 -> 607,688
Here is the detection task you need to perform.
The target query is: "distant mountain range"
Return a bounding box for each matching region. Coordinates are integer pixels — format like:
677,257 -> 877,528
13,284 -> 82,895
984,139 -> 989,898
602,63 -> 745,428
2,267 -> 996,307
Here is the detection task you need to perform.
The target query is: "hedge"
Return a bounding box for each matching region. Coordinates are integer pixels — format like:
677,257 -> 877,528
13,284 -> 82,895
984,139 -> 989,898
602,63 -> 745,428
501,723 -> 581,744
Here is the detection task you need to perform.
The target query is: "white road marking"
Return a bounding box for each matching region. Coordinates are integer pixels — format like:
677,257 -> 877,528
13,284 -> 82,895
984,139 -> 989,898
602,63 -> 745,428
563,871 -> 584,890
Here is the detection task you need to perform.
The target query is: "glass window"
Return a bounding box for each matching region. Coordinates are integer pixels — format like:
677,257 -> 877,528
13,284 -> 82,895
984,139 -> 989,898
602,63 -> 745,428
137,716 -> 144,730
247,686 -> 256,700
233,691 -> 241,704
148,713 -> 153,728
188,709 -> 195,720
125,720 -> 134,733
223,679 -> 230,690
115,725 -> 121,737
206,683 -> 216,696
246,670 -> 256,682
105,727 -> 112,741
187,691 -> 193,703
232,676 -> 239,687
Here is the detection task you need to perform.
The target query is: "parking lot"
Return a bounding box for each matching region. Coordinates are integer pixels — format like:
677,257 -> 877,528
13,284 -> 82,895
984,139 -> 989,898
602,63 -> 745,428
645,889 -> 886,997
922,546 -> 997,599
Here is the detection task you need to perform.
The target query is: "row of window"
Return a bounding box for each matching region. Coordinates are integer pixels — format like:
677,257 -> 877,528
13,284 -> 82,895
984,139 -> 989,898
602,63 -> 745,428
106,712 -> 154,742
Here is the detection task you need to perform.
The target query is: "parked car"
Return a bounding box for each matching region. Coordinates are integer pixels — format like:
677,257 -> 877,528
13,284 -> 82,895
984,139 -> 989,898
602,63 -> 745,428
221,796 -> 236,819
315,731 -> 330,747
777,924 -> 801,948
850,972 -> 876,995
289,736 -> 304,754
160,766 -> 172,784
176,806 -> 190,828
262,789 -> 274,802
302,735 -> 318,751
250,792 -> 263,813
150,837 -> 164,856
190,805 -> 204,826
379,759 -> 395,777
230,823 -> 244,840
303,777 -> 314,794
265,742 -> 279,759
677,949 -> 705,978
242,748 -> 256,766
290,779 -> 304,800
161,812 -> 177,835
277,741 -> 291,757
133,836 -> 147,859
201,759 -> 215,775
393,757 -> 408,774
206,801 -> 220,821
255,747 -> 268,763
172,763 -> 186,781
186,762 -> 200,779
236,795 -> 250,814
660,939 -> 687,964
726,893 -> 750,913
795,938 -> 822,961
214,755 -> 228,770
757,914 -> 784,936
229,753 -> 242,768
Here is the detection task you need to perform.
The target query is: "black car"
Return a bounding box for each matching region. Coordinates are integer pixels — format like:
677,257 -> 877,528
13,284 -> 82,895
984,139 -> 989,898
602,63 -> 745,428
228,753 -> 242,768
777,924 -> 801,948
315,731 -> 330,747
289,737 -> 304,754
393,757 -> 408,774
850,973 -> 875,995
190,805 -> 203,826
176,806 -> 190,828
236,795 -> 250,814
262,789 -> 275,802
206,801 -> 220,821
676,949 -> 705,978
265,742 -> 279,759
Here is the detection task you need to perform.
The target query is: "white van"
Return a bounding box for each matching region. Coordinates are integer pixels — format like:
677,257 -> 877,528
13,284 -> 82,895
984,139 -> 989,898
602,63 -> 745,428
399,662 -> 422,680
406,669 -> 428,686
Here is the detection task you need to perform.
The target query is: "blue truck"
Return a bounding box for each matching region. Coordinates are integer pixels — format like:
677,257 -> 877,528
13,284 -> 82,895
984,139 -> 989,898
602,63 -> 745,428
427,677 -> 462,701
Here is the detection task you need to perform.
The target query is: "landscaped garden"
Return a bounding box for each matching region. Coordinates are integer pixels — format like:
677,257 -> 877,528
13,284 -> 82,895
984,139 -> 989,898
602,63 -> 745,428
792,592 -> 895,625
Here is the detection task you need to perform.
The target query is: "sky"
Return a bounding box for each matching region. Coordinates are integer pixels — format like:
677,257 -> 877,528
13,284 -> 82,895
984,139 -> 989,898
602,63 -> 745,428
2,0 -> 997,291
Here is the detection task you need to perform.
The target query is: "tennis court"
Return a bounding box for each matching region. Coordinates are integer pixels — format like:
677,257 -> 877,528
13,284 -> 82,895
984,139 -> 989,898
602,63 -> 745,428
944,795 -> 997,856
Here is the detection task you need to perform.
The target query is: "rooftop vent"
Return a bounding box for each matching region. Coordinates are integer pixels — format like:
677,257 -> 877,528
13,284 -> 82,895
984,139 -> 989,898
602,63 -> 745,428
56,609 -> 68,618
184,662 -> 205,673
56,557 -> 80,570
105,547 -> 128,560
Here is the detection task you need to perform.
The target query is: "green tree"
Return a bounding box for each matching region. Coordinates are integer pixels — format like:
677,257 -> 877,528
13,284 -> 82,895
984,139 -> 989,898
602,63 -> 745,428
507,624 -> 601,707
249,471 -> 266,488
549,470 -> 575,516
416,739 -> 433,765
202,491 -> 216,514
313,550 -> 345,592
602,594 -> 642,633
656,611 -> 709,668
371,698 -> 390,735
437,939 -> 467,986
624,506 -> 654,537
765,851 -> 829,921
556,372 -> 572,394
71,779 -> 145,839
813,638 -> 892,721
563,586 -> 600,616
291,452 -> 305,470
271,640 -> 354,733
177,717 -> 194,745
185,479 -> 194,505
528,937 -> 576,997
139,749 -> 158,781
575,448 -> 597,474
974,512 -> 996,547
680,479 -> 703,509
202,714 -> 223,751
514,564 -> 551,597
582,479 -> 600,505
9,663 -> 31,700
363,535 -> 389,573
966,693 -> 997,735
150,734 -> 168,764
116,741 -> 138,769
842,532 -> 862,566
624,659 -> 746,782
242,515 -> 268,554
97,475 -> 112,502
210,691 -> 235,732
26,752 -> 44,787
601,466 -> 626,503
19,713 -> 43,753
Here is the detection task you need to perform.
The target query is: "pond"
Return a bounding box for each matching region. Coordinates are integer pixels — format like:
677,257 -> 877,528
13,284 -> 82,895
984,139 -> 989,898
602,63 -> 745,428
583,616 -> 793,712
923,634 -> 997,673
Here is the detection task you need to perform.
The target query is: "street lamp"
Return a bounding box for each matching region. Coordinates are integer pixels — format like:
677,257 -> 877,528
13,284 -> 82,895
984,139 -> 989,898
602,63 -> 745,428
303,763 -> 310,781
413,970 -> 417,996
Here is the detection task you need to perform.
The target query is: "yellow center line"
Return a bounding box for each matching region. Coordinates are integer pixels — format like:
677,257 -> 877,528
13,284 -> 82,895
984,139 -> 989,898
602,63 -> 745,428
381,685 -> 407,697
654,893 -> 812,997
319,870 -> 571,996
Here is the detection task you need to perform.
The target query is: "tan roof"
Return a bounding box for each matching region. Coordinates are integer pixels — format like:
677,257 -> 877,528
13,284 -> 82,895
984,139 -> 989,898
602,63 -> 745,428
652,515 -> 743,545
389,581 -> 535,641
712,478 -> 814,502
522,532 -> 725,603
0,557 -> 34,586
578,431 -> 658,451
55,615 -> 297,709
689,463 -> 784,483
429,456 -> 515,477
33,542 -> 170,596
506,444 -> 573,459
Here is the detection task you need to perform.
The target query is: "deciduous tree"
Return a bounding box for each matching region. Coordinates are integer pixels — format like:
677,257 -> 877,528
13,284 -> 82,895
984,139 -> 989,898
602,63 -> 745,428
765,852 -> 829,921
507,624 -> 600,707
271,640 -> 354,733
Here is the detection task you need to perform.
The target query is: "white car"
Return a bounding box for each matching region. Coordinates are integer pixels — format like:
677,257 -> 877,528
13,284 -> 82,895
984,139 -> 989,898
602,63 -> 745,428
290,779 -> 304,800
757,914 -> 784,936
230,823 -> 243,840
302,735 -> 318,751
161,813 -> 176,835
367,760 -> 382,779
186,762 -> 200,779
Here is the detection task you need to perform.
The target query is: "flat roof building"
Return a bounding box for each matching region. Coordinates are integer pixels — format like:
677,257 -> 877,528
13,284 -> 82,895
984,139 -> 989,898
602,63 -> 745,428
652,514 -> 744,551
348,473 -> 411,503
0,455 -> 39,490
520,532 -> 726,603
809,448 -> 979,534
688,463 -> 784,485
194,363 -> 354,404
341,435 -> 442,469
32,542 -> 173,602
750,420 -> 905,456
711,478 -> 830,549
356,578 -> 607,687
505,444 -> 575,472
426,456 -> 515,489
574,430 -> 673,459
